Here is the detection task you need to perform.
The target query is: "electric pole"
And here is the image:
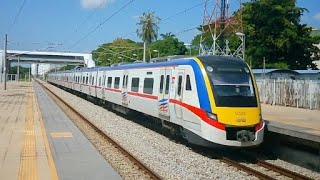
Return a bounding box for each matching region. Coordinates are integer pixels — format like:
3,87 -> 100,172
3,34 -> 7,90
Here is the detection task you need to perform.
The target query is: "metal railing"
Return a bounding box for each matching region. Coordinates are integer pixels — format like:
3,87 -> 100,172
256,79 -> 320,110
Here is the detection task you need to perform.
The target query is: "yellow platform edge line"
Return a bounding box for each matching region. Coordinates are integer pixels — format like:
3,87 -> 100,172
19,87 -> 38,180
34,85 -> 59,180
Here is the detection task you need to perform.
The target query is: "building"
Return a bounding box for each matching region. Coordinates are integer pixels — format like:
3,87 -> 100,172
253,69 -> 320,80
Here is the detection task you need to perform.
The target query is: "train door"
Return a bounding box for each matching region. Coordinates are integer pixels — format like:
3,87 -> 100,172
121,71 -> 129,106
102,72 -> 106,99
158,69 -> 171,119
94,71 -> 98,97
175,70 -> 184,119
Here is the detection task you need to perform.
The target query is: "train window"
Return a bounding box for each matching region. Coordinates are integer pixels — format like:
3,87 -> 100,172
86,76 -> 88,84
131,78 -> 139,92
143,78 -> 154,94
114,77 -> 120,89
122,75 -> 125,88
99,77 -> 101,86
178,75 -> 182,96
186,75 -> 192,91
160,75 -> 164,93
107,77 -> 112,88
92,77 -> 95,85
125,75 -> 128,88
165,75 -> 170,94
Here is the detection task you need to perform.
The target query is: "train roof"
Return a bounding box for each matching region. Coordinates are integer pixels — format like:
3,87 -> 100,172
50,55 -> 246,74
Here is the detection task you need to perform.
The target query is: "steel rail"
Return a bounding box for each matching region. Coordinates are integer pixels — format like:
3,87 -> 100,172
257,160 -> 313,180
221,157 -> 276,180
36,80 -> 162,180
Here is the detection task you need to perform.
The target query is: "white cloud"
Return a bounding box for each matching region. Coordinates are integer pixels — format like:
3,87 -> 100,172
313,12 -> 320,22
80,0 -> 114,9
131,15 -> 139,20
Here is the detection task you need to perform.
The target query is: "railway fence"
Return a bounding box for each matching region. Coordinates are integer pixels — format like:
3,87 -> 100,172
256,79 -> 320,110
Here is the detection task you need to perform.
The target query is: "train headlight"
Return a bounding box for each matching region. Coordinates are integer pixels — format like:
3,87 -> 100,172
206,112 -> 217,121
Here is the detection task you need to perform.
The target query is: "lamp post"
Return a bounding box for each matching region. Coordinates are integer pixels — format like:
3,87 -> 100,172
152,50 -> 159,57
17,56 -> 20,81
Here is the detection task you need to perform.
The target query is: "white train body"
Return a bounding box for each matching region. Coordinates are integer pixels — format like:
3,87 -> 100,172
47,56 -> 264,147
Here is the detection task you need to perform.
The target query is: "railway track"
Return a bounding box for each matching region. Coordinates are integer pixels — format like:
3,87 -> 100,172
38,79 -> 315,180
36,80 -> 162,180
220,156 -> 313,180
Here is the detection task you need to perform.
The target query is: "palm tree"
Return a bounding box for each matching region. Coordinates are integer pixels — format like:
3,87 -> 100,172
136,11 -> 160,62
160,32 -> 175,39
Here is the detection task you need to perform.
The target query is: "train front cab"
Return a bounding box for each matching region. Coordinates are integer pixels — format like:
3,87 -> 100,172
194,56 -> 264,147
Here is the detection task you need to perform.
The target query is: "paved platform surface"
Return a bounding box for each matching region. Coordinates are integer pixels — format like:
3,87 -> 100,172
34,82 -> 121,180
0,81 -> 121,180
261,104 -> 320,143
0,82 -> 55,180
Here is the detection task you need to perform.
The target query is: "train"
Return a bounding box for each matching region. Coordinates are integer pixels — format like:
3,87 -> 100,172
47,55 -> 264,147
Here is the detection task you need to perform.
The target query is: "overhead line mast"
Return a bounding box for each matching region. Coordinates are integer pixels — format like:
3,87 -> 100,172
199,0 -> 245,60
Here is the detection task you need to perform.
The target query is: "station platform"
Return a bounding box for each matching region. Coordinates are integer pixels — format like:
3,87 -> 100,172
0,81 -> 121,180
261,104 -> 320,143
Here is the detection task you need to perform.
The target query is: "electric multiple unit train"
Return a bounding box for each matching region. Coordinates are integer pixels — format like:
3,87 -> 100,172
47,55 -> 264,147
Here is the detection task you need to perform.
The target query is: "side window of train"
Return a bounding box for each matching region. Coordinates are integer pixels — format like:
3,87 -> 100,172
86,76 -> 88,84
165,75 -> 170,94
186,75 -> 192,91
122,75 -> 125,88
143,78 -> 154,94
178,75 -> 183,96
114,77 -> 120,89
131,78 -> 139,92
92,77 -> 95,85
159,75 -> 164,93
99,77 -> 101,86
125,75 -> 128,88
107,77 -> 112,88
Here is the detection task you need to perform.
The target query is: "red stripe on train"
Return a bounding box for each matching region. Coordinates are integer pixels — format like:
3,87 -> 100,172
127,91 -> 158,100
169,99 -> 225,130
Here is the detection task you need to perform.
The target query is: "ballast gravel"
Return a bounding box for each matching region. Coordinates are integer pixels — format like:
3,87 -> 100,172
43,81 -> 319,179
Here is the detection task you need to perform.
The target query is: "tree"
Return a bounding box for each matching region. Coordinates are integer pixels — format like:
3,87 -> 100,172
160,32 -> 175,39
242,0 -> 319,69
149,35 -> 187,58
136,11 -> 161,62
92,38 -> 142,66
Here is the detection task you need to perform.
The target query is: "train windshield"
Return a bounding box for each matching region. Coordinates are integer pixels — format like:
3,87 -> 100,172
206,64 -> 257,107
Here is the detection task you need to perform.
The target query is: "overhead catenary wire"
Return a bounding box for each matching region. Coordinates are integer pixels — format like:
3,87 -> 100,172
121,0 -> 206,39
68,0 -> 135,50
74,0 -> 106,33
8,0 -> 27,33
162,1 -> 205,22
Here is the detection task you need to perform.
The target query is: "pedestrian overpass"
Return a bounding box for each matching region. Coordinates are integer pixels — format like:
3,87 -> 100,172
0,50 -> 95,67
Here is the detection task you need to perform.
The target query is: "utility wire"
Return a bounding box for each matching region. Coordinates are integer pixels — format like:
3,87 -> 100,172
8,0 -> 27,33
68,0 -> 135,50
74,1 -> 106,32
162,1 -> 205,22
175,27 -> 198,36
121,0 -> 206,39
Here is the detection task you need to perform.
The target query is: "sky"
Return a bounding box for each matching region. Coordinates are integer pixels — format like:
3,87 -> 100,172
0,0 -> 319,53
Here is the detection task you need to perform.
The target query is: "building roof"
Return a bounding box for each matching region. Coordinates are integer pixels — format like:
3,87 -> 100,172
253,69 -> 320,74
